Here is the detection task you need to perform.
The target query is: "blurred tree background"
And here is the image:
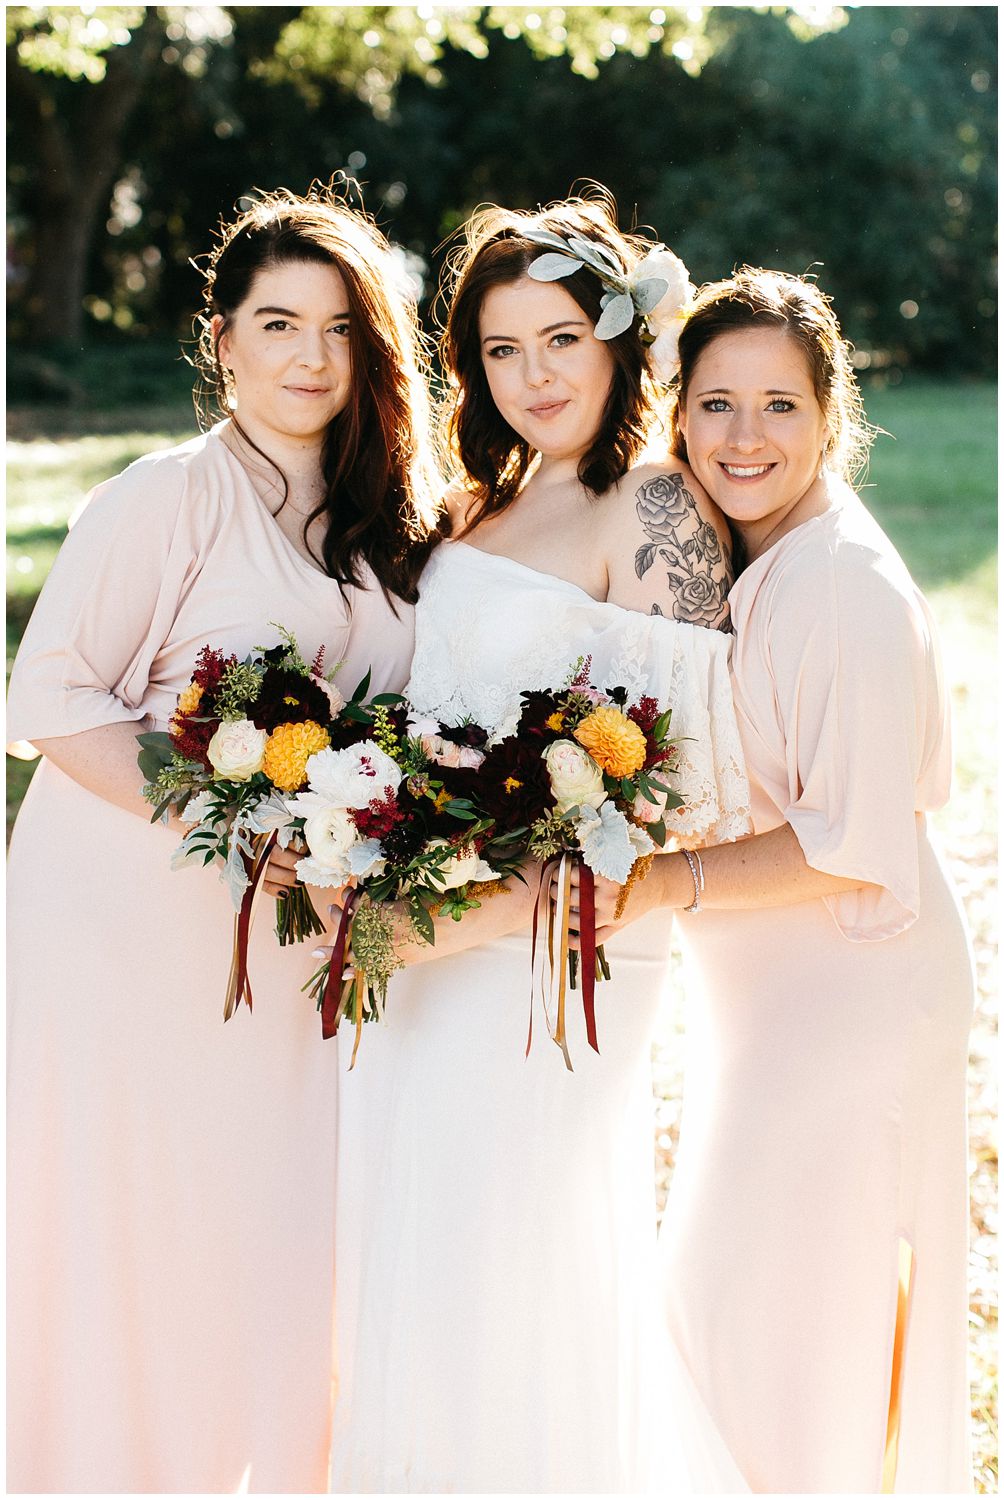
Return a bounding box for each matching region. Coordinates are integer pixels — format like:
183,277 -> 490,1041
6,3 -> 997,392
5,9 -> 998,1487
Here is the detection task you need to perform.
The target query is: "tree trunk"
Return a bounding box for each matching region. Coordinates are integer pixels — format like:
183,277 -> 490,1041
9,13 -> 163,346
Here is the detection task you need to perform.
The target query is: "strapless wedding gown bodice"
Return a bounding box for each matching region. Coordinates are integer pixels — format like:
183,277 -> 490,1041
330,541 -> 751,1493
408,541 -> 750,848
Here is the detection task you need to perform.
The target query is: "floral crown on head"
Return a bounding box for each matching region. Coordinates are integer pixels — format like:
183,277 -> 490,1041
523,224 -> 694,383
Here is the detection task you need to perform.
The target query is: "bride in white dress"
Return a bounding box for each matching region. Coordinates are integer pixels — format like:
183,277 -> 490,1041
304,197 -> 751,1491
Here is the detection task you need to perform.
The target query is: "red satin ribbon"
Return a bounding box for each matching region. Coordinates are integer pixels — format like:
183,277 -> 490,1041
577,859 -> 599,1054
321,887 -> 362,1040
232,829 -> 278,1016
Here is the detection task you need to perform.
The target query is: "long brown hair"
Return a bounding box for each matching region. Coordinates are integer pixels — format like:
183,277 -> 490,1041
439,192 -> 664,532
670,267 -> 873,485
193,181 -> 440,602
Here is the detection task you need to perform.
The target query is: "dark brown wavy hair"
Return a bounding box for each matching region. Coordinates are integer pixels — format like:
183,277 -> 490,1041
192,181 -> 441,603
439,192 -> 665,533
670,267 -> 873,485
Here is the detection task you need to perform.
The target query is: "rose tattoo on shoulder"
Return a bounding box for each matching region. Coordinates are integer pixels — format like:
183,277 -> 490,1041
634,473 -> 732,631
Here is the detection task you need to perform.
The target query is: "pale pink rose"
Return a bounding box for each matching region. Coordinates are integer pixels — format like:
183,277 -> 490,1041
311,674 -> 346,715
633,786 -> 670,823
543,739 -> 606,815
420,734 -> 485,771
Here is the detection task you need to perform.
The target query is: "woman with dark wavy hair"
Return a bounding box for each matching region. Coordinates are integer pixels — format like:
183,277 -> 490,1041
6,183 -> 438,1492
322,193 -> 752,1492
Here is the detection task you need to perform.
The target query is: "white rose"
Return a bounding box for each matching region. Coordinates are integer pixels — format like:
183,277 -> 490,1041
304,740 -> 403,808
302,805 -> 359,870
207,719 -> 267,781
424,838 -> 486,891
543,739 -> 607,815
312,674 -> 345,716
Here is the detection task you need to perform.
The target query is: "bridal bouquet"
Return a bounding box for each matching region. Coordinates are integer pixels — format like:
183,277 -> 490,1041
138,627 -> 383,1018
475,657 -> 681,1068
139,627 -> 521,1051
295,712 -> 524,1061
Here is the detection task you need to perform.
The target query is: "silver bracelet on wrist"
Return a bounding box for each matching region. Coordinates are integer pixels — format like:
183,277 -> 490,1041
681,848 -> 705,913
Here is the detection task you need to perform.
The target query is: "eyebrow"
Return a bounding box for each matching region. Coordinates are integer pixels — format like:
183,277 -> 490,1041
254,306 -> 351,319
481,319 -> 588,344
695,386 -> 802,397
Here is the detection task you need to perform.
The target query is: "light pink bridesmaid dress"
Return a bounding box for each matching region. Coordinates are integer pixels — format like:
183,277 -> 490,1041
662,497 -> 975,1493
6,426 -> 414,1492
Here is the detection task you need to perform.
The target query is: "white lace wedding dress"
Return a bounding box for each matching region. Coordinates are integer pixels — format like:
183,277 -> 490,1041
330,541 -> 751,1493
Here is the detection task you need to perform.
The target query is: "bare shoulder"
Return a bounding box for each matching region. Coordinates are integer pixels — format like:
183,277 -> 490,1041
440,482 -> 478,536
602,459 -> 735,631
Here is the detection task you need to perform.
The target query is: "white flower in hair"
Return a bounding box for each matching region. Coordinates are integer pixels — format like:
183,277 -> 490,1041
632,246 -> 694,383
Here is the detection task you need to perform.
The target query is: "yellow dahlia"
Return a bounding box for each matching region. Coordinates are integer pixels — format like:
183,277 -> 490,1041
177,680 -> 204,715
573,706 -> 647,778
262,719 -> 330,792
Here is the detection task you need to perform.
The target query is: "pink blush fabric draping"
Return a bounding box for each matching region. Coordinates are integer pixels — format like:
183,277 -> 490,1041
663,502 -> 975,1494
6,427 -> 415,1493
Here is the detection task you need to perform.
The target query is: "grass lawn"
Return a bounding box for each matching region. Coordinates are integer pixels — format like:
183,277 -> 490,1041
5,373 -> 998,1489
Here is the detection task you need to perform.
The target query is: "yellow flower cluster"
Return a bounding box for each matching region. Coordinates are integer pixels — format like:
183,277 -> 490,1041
574,706 -> 647,778
373,704 -> 400,759
178,681 -> 204,715
262,719 -> 330,791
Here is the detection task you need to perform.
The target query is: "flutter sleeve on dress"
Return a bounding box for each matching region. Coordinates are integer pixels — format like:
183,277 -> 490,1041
766,529 -> 951,941
6,450 -> 206,747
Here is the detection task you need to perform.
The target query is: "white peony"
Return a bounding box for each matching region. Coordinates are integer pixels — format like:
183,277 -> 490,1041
303,740 -> 403,808
543,739 -> 607,815
207,719 -> 267,781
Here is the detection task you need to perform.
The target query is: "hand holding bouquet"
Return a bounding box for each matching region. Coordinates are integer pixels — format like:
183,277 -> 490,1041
296,711 -> 524,1063
137,626 -> 394,1019
476,657 -> 681,1068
